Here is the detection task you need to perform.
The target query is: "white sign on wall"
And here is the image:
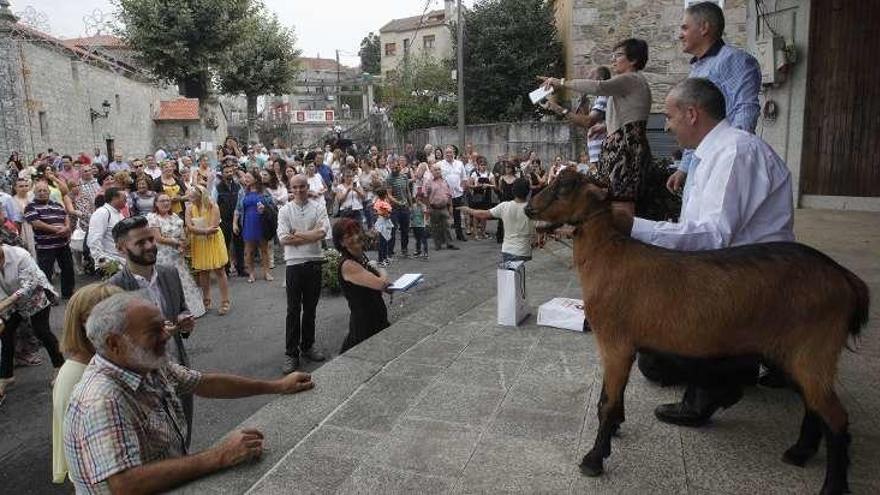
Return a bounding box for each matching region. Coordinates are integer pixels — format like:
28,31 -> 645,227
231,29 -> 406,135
293,110 -> 335,124
684,0 -> 723,7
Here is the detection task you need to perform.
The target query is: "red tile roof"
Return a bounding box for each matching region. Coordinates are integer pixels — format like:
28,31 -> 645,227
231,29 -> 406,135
154,98 -> 200,121
380,9 -> 446,33
299,57 -> 352,72
63,35 -> 128,49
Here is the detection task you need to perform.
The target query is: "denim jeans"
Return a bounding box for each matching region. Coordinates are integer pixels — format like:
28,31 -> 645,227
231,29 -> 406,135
378,235 -> 390,262
412,226 -> 428,254
390,207 -> 410,255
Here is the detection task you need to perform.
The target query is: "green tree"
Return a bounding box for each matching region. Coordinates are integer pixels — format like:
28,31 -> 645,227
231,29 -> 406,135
359,32 -> 381,75
458,0 -> 564,122
114,0 -> 258,98
383,55 -> 457,134
218,13 -> 301,144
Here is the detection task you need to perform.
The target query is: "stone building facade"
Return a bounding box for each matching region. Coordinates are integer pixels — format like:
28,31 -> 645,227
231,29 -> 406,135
554,0 -> 747,111
0,2 -> 227,161
379,0 -> 457,77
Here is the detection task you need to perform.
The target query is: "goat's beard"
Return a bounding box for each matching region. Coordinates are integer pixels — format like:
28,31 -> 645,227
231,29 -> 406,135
122,334 -> 168,371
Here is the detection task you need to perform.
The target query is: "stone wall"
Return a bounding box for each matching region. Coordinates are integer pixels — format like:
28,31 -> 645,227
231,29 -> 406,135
14,40 -> 179,158
747,0 -> 810,208
1,22 -> 226,161
366,115 -> 578,162
560,0 -> 747,111
0,12 -> 27,158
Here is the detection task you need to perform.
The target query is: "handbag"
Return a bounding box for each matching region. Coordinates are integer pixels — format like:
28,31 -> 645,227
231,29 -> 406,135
260,199 -> 278,241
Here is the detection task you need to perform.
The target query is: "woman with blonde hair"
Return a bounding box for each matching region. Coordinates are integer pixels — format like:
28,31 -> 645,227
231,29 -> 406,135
51,282 -> 124,484
186,184 -> 231,315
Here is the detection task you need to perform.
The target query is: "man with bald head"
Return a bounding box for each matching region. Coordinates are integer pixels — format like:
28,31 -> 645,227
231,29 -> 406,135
64,292 -> 315,494
277,175 -> 331,373
618,78 -> 794,427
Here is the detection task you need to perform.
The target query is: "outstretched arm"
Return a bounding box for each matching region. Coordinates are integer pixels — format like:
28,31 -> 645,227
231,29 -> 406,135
194,371 -> 314,398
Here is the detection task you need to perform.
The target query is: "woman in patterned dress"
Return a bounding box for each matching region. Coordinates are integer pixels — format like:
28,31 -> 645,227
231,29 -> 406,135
542,38 -> 653,215
147,194 -> 206,318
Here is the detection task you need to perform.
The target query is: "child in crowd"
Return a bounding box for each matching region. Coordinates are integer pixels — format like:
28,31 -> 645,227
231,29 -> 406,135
410,193 -> 429,259
373,189 -> 393,266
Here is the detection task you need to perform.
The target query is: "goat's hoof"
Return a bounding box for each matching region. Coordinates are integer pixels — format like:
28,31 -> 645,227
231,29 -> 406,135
782,445 -> 817,467
580,454 -> 604,477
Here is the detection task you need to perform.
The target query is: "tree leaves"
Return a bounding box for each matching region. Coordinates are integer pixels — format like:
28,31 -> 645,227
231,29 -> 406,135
114,0 -> 293,99
458,0 -> 564,123
359,32 -> 381,75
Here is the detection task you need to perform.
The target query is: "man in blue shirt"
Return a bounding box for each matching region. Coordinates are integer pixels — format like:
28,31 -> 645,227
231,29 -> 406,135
666,1 -> 761,194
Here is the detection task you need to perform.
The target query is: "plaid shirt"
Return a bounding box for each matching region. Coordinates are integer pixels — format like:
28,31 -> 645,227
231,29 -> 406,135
64,355 -> 202,494
679,40 -> 762,174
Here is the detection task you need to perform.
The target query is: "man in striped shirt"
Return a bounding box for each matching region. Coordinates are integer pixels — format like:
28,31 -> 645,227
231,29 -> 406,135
24,180 -> 76,298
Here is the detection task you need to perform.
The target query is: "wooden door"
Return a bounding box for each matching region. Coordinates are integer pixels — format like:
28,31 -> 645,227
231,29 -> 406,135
800,0 -> 880,196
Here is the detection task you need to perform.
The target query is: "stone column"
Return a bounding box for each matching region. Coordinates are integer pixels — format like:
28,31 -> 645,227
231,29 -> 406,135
0,0 -> 27,158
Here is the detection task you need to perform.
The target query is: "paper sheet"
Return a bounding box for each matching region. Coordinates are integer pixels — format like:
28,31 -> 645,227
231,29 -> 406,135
389,273 -> 424,292
529,85 -> 554,105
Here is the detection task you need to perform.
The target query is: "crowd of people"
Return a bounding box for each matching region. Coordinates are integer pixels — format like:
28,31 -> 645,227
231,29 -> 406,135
0,1 -> 798,492
0,130 -> 551,490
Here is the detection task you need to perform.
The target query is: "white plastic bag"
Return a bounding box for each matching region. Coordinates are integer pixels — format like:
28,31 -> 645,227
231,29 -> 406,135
70,227 -> 86,252
497,261 -> 529,326
537,297 -> 586,332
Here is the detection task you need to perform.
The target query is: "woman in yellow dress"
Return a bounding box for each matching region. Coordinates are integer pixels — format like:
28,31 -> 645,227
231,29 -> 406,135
185,185 -> 231,315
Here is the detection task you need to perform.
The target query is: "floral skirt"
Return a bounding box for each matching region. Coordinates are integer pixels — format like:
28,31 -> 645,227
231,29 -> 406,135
597,120 -> 651,203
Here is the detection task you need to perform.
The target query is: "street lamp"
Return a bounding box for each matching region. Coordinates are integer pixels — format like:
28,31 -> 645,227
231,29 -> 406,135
90,99 -> 112,122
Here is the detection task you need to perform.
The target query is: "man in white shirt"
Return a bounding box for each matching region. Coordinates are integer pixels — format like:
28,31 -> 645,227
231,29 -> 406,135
625,78 -> 794,427
440,146 -> 468,241
277,175 -> 331,374
87,188 -> 127,268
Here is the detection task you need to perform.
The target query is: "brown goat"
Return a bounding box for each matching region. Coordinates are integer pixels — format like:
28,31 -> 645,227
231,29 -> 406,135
524,169 -> 870,495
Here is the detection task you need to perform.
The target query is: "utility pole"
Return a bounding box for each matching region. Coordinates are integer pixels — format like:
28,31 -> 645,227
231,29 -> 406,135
456,0 -> 465,155
335,49 -> 341,118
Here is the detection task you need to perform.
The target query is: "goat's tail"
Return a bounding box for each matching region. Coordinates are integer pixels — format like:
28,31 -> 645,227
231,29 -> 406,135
843,269 -> 870,337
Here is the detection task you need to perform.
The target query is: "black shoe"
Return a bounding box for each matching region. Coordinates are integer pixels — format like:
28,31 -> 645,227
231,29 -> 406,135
654,385 -> 743,427
282,355 -> 300,374
413,251 -> 422,257
446,244 -> 460,250
302,347 -> 326,362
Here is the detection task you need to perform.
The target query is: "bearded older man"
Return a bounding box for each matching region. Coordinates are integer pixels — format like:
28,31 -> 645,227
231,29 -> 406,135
64,292 -> 315,494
